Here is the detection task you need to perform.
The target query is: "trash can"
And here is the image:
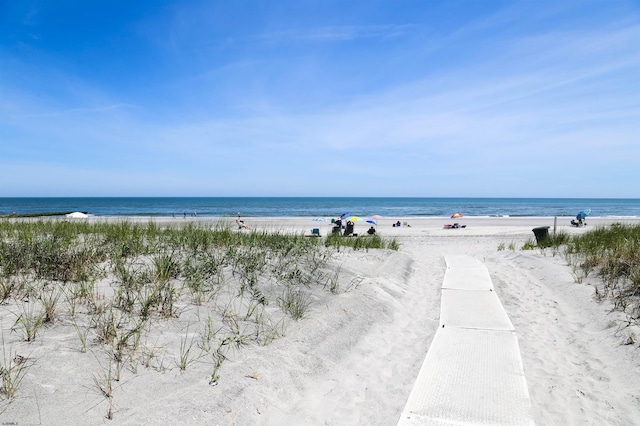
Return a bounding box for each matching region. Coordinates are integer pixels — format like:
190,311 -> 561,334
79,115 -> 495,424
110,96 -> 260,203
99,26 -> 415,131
532,226 -> 550,245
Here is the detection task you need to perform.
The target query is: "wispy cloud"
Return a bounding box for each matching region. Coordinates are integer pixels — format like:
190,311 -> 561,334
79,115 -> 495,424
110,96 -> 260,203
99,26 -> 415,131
256,24 -> 415,44
8,103 -> 136,119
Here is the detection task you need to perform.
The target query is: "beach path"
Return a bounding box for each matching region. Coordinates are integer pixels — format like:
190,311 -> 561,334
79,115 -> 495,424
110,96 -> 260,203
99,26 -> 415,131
398,255 -> 534,425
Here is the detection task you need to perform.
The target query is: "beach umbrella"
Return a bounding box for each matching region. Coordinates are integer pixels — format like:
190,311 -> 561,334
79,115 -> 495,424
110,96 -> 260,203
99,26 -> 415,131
313,217 -> 329,222
340,212 -> 351,219
347,216 -> 362,222
371,215 -> 384,220
451,212 -> 464,218
576,209 -> 591,220
366,220 -> 377,226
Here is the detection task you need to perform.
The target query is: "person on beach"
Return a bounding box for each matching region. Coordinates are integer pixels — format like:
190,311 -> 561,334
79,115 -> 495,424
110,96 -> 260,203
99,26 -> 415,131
236,219 -> 250,229
367,226 -> 376,235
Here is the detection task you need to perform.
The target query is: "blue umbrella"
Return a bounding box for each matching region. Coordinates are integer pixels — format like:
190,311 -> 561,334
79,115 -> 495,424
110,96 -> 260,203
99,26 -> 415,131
576,209 -> 591,220
340,212 -> 351,219
366,220 -> 377,226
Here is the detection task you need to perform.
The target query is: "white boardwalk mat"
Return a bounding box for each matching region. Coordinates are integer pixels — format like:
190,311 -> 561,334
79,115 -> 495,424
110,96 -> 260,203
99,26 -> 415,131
442,256 -> 493,291
398,255 -> 534,425
442,267 -> 493,291
440,289 -> 514,331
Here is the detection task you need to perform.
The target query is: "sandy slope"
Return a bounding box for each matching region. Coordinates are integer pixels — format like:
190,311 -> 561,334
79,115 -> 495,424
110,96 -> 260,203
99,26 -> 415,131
1,216 -> 639,425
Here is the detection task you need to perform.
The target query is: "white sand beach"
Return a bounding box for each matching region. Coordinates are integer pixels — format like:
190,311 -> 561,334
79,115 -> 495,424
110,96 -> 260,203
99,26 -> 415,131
1,216 -> 639,425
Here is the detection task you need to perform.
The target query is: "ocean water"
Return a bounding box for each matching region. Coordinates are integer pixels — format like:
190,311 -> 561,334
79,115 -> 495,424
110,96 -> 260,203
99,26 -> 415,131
1,197 -> 640,218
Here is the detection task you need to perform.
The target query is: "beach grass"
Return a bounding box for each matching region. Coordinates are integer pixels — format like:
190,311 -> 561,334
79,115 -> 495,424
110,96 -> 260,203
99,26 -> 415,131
0,333 -> 32,402
563,224 -> 640,324
0,219 -> 398,409
526,223 -> 640,326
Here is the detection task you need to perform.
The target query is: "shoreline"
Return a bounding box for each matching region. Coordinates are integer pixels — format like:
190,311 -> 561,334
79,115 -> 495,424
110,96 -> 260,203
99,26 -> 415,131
39,215 -> 640,236
8,214 -> 640,218
14,214 -> 640,223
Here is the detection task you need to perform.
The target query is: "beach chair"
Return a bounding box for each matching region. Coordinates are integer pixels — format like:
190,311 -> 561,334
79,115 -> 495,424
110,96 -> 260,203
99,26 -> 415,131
311,228 -> 320,237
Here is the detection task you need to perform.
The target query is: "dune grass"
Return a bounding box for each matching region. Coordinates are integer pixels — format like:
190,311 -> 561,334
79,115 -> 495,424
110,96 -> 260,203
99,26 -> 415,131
563,224 -> 640,324
527,223 -> 640,327
0,333 -> 32,402
0,218 -> 398,413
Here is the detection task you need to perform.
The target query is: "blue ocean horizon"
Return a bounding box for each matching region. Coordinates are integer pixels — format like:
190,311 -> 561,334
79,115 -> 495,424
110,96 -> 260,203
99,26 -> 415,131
2,197 -> 640,218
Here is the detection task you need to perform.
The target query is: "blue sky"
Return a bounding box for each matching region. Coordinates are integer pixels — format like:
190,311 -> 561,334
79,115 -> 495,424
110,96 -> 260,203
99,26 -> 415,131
1,1 -> 639,197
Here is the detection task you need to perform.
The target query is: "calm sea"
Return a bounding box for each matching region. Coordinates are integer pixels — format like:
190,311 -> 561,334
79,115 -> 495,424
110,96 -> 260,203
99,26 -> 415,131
1,197 -> 639,218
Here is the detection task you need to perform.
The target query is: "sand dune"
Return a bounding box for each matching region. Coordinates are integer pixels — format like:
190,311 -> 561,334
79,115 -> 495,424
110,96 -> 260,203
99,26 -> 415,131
1,216 -> 639,425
